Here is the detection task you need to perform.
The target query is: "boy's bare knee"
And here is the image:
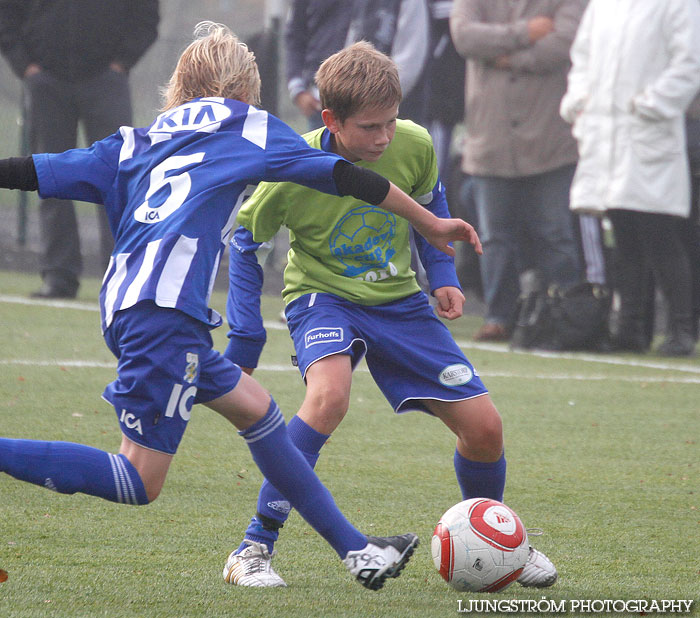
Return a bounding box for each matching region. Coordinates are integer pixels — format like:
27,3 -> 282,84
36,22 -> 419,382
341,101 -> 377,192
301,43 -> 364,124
319,390 -> 349,417
300,385 -> 350,433
471,413 -> 503,458
430,396 -> 503,461
144,485 -> 161,503
311,389 -> 348,419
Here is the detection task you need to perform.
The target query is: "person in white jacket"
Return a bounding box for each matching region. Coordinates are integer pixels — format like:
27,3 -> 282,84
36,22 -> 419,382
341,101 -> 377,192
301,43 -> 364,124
561,0 -> 700,356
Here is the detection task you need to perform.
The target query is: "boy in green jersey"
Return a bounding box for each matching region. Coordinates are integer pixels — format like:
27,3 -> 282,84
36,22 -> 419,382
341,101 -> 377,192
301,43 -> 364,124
222,42 -> 557,589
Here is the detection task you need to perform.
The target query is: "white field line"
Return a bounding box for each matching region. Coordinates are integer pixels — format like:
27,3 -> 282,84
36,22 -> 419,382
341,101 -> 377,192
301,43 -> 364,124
455,340 -> 700,375
2,358 -> 699,384
0,294 -> 99,312
477,372 -> 700,384
1,359 -> 116,368
2,294 -> 699,380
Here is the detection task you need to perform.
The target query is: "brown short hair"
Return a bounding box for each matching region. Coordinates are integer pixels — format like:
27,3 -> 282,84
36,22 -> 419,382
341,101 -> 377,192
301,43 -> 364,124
315,41 -> 402,123
161,21 -> 261,111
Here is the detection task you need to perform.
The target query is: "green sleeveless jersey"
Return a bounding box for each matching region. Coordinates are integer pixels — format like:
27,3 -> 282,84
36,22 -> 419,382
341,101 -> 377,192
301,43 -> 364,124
237,119 -> 438,306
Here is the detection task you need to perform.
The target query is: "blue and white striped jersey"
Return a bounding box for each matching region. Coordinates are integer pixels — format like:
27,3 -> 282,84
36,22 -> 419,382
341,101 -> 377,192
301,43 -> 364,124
32,97 -> 345,332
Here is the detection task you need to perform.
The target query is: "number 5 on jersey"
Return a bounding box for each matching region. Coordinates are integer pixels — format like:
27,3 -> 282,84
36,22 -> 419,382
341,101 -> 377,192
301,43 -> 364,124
133,152 -> 205,223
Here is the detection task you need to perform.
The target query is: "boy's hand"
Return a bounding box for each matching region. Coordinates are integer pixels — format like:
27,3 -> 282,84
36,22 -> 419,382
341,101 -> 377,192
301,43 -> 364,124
23,63 -> 42,78
434,286 -> 465,320
294,91 -> 322,117
421,217 -> 483,257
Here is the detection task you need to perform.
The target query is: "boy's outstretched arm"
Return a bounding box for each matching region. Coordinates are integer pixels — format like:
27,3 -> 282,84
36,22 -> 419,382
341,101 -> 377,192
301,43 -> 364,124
0,157 -> 38,191
381,182 -> 482,257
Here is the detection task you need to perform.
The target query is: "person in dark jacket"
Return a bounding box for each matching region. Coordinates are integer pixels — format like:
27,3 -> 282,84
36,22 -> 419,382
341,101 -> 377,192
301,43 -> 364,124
285,0 -> 431,129
346,0 -> 431,124
285,0 -> 353,130
0,0 -> 159,298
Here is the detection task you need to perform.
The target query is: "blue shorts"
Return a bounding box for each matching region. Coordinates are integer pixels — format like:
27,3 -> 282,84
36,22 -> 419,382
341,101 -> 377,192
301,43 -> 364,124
285,292 -> 488,413
103,301 -> 242,455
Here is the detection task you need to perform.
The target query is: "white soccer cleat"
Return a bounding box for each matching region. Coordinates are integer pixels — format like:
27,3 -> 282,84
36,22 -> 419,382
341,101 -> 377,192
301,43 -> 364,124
343,534 -> 419,590
517,545 -> 558,588
222,540 -> 287,587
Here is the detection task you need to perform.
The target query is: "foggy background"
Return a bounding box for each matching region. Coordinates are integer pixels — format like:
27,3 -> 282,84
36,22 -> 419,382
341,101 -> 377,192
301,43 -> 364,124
0,0 -> 301,284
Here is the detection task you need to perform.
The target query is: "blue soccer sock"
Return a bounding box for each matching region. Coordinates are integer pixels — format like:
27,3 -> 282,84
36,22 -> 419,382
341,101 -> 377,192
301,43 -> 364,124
240,415 -> 330,553
0,438 -> 149,505
238,400 -> 365,557
454,449 -> 506,503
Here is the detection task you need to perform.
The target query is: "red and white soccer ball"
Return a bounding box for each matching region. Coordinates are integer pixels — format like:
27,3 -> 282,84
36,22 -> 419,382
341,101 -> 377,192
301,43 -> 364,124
432,498 -> 529,592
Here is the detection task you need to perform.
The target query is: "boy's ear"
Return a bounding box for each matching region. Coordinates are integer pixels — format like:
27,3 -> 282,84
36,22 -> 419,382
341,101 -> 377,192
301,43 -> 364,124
322,109 -> 342,134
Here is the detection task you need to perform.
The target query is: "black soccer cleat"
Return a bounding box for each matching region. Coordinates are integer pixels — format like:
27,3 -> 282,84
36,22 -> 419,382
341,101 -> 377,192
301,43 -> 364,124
342,533 -> 419,590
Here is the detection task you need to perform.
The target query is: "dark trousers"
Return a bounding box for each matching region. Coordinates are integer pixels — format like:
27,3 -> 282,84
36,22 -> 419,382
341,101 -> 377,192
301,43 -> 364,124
472,164 -> 583,326
607,209 -> 693,337
684,186 -> 700,340
25,68 -> 133,287
686,117 -> 700,339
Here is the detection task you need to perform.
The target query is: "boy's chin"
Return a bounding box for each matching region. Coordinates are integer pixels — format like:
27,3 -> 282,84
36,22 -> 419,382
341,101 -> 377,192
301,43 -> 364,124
362,151 -> 385,162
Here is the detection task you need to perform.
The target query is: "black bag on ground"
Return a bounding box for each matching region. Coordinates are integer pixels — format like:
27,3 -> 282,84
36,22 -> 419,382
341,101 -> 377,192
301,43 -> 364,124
511,282 -> 611,351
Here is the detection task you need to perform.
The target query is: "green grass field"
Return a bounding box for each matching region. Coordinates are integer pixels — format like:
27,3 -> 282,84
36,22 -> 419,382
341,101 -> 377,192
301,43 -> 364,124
0,270 -> 698,617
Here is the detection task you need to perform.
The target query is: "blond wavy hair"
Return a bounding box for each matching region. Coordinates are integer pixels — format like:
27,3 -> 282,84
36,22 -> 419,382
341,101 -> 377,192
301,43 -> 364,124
315,41 -> 401,123
161,21 -> 261,110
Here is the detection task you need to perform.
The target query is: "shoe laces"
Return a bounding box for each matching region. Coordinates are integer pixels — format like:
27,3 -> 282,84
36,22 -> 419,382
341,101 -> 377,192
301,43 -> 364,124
239,542 -> 273,575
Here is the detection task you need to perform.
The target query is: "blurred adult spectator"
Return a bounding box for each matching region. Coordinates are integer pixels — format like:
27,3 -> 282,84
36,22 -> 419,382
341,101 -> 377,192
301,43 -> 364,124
425,1 -> 482,295
450,0 -> 586,342
284,0 -> 353,130
686,94 -> 700,343
346,0 -> 431,125
426,0 -> 465,179
0,0 -> 159,299
560,0 -> 700,356
285,1 -> 431,128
